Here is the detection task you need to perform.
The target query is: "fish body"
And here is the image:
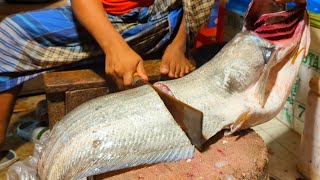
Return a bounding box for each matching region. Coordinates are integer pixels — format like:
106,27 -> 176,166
155,31 -> 276,140
156,2 -> 310,137
38,85 -> 194,179
37,0 -> 310,179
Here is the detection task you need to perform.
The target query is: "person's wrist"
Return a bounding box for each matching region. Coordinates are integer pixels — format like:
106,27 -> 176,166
102,40 -> 129,55
101,33 -> 129,54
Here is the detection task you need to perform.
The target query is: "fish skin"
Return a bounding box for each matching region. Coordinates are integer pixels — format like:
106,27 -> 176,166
155,3 -> 310,137
237,11 -> 310,130
155,31 -> 276,140
231,2 -> 310,130
37,85 -> 194,180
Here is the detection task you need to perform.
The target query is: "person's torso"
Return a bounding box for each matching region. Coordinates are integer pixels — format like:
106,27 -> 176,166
102,0 -> 155,15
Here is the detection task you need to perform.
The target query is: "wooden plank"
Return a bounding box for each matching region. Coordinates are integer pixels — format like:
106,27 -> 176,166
43,69 -> 108,94
20,75 -> 45,96
65,87 -> 110,113
42,60 -> 174,93
47,92 -> 65,129
44,59 -> 196,126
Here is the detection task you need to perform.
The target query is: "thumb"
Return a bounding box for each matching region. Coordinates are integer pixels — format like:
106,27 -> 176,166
136,61 -> 148,81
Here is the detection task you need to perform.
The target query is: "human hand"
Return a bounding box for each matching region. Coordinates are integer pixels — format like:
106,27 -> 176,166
105,45 -> 148,90
160,43 -> 191,78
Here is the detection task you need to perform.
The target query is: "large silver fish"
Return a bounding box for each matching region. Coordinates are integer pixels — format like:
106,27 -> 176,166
155,1 -> 310,139
37,0 -> 310,179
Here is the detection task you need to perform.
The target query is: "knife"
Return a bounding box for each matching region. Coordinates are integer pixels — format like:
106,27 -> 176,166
133,74 -> 204,150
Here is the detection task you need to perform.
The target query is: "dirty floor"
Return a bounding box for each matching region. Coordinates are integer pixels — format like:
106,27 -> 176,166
0,94 -> 306,179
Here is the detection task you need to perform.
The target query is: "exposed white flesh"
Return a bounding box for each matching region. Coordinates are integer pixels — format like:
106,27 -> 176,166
37,85 -> 194,180
239,12 -> 310,129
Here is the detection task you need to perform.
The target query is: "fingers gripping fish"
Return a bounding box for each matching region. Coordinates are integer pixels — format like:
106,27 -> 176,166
37,0 -> 310,179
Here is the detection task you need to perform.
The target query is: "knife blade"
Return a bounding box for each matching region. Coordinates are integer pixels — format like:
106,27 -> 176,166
133,75 -> 204,150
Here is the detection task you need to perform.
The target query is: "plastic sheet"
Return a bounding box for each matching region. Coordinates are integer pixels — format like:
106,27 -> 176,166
6,157 -> 38,180
307,0 -> 319,13
287,1 -> 320,13
310,12 -> 320,28
226,0 -> 250,16
6,131 -> 49,180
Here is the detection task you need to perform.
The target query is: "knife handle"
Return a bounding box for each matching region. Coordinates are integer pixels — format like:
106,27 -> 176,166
133,72 -> 147,87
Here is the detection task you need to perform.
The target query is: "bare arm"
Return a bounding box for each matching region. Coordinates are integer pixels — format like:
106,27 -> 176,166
71,0 -> 148,90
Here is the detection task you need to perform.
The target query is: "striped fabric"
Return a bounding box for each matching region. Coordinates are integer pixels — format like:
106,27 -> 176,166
183,0 -> 216,45
0,0 -> 215,92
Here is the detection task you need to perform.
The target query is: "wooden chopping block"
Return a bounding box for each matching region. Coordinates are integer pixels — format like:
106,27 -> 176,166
43,59 -> 195,128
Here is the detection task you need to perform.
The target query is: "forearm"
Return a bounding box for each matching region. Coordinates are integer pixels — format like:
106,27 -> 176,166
70,0 -> 128,54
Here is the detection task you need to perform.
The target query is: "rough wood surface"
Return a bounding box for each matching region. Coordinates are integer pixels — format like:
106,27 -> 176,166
42,60 -> 184,93
44,60 -> 190,127
65,87 -> 110,113
43,69 -> 108,94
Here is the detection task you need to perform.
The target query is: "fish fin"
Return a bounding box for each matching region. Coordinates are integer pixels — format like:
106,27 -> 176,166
255,49 -> 278,107
254,66 -> 270,108
291,48 -> 305,64
226,109 -> 251,136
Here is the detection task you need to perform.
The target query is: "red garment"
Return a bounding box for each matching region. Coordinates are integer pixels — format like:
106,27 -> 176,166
102,0 -> 154,15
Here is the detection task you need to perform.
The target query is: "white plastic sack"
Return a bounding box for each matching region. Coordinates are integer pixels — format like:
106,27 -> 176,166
6,131 -> 49,180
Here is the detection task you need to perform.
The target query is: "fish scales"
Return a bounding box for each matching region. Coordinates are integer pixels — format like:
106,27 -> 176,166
38,85 -> 194,179
155,32 -> 275,140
